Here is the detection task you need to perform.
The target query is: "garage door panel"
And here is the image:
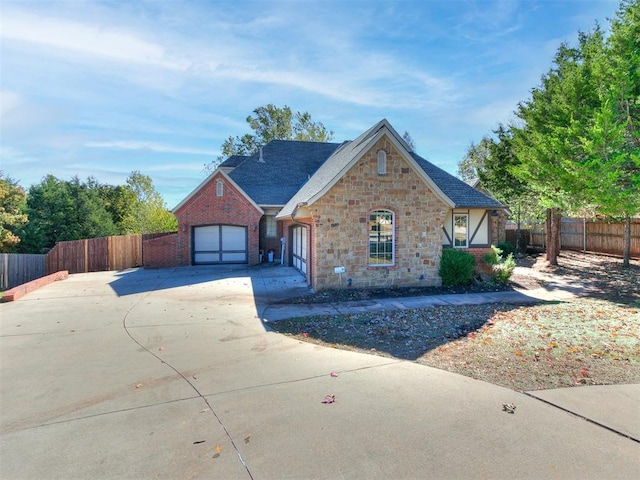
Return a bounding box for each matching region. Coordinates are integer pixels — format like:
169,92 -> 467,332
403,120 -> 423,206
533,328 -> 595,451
222,252 -> 246,262
194,253 -> 219,263
193,225 -> 247,264
194,226 -> 220,251
221,225 -> 245,245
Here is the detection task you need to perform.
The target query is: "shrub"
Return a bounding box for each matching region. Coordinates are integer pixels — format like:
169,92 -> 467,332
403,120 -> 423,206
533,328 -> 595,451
483,245 -> 516,284
483,245 -> 502,266
491,253 -> 516,284
496,241 -> 515,257
439,249 -> 476,286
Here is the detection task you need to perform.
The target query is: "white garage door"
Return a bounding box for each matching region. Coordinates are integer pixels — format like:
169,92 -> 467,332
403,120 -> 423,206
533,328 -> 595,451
193,225 -> 247,264
292,226 -> 307,274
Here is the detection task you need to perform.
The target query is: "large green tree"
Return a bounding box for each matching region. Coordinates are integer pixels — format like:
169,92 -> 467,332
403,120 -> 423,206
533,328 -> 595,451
0,173 -> 28,252
118,171 -> 177,234
513,4 -> 639,266
20,175 -> 118,253
206,104 -> 334,170
580,0 -> 640,267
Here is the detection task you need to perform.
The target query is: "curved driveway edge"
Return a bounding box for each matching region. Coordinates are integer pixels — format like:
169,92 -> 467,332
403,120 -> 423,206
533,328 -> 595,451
1,266 -> 638,479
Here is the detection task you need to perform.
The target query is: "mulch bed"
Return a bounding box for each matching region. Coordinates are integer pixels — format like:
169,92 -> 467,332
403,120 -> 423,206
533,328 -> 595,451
271,251 -> 640,391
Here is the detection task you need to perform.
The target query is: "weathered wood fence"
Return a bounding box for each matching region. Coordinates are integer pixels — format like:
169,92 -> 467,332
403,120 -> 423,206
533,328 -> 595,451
46,235 -> 143,274
507,217 -> 640,258
0,253 -> 47,290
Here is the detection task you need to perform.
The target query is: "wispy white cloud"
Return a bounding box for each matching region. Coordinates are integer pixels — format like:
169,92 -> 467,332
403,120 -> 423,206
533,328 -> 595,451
1,9 -> 189,71
85,140 -> 217,156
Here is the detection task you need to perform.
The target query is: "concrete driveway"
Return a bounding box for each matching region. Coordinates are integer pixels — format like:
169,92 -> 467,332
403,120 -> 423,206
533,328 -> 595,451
1,266 -> 638,479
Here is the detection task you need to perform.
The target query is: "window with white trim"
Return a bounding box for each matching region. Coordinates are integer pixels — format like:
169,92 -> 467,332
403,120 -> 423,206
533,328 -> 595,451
453,214 -> 468,248
377,150 -> 387,175
369,210 -> 394,265
215,180 -> 224,197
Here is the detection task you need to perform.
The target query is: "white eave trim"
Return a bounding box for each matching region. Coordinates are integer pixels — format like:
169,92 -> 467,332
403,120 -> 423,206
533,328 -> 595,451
172,168 -> 264,215
306,122 -> 456,209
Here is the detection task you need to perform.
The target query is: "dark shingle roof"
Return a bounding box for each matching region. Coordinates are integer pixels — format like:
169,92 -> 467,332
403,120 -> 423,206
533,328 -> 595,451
228,140 -> 341,205
411,154 -> 503,208
220,155 -> 249,168
220,120 -> 503,212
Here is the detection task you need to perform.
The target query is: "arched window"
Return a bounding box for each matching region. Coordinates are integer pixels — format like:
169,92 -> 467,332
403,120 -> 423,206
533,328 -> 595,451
369,210 -> 394,265
377,150 -> 387,175
215,179 -> 224,197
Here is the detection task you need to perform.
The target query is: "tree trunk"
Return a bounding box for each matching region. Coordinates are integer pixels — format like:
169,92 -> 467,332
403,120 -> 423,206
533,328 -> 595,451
623,214 -> 631,268
546,208 -> 561,265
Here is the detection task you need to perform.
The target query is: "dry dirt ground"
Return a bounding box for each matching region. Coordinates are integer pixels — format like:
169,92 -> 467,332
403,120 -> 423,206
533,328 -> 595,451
272,251 -> 640,392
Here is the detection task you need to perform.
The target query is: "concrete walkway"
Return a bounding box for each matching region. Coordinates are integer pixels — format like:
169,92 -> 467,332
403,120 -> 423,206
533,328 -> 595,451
1,265 -> 638,479
261,287 -> 576,323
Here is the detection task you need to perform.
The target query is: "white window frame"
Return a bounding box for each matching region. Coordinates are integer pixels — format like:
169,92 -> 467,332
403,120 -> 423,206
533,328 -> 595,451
453,214 -> 468,248
377,150 -> 387,175
215,180 -> 224,197
369,210 -> 394,266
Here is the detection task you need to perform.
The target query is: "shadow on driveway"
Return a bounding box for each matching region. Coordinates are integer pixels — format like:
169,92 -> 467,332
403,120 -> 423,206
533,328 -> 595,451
108,263 -> 312,315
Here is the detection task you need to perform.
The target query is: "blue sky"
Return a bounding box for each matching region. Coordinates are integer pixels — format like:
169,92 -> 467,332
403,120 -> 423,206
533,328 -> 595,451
1,0 -> 619,208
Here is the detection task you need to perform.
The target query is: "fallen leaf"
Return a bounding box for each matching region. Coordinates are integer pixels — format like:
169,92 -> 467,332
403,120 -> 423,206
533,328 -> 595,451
330,372 -> 339,377
321,394 -> 336,404
158,346 -> 164,352
215,445 -> 222,453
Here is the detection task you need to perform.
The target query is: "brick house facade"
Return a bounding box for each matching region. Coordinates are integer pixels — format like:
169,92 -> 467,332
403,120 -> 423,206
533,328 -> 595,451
157,119 -> 505,291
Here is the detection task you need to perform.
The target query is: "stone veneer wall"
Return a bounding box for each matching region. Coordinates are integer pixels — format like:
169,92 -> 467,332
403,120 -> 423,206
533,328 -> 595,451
308,138 -> 449,290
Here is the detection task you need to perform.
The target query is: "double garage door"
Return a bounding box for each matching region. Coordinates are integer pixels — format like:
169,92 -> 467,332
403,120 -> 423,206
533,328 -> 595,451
193,225 -> 247,264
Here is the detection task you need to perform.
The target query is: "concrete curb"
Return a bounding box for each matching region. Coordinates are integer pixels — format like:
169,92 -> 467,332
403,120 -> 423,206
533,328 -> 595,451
1,270 -> 69,302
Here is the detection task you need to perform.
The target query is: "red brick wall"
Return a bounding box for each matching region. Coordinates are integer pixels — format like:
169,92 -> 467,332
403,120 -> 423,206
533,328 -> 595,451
173,173 -> 263,265
466,247 -> 494,274
143,233 -> 178,269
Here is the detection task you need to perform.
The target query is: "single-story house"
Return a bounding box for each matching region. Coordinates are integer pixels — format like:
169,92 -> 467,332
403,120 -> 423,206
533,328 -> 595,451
150,119 -> 505,290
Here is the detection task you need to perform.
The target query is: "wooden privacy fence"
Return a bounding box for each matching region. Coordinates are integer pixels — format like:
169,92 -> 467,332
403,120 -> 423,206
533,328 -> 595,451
46,235 -> 143,274
0,253 -> 47,290
509,217 -> 640,258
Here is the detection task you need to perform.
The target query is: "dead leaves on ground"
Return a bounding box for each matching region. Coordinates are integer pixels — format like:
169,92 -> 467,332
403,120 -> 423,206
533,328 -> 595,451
273,299 -> 640,392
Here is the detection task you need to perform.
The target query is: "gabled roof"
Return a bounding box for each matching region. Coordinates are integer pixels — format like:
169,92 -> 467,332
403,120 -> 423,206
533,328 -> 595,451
276,119 -> 503,219
220,155 -> 249,169
410,156 -> 503,208
172,168 -> 264,215
226,140 -> 341,206
175,119 -> 504,215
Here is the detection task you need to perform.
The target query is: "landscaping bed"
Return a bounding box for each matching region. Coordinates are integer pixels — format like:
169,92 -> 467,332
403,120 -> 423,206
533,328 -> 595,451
271,251 -> 640,391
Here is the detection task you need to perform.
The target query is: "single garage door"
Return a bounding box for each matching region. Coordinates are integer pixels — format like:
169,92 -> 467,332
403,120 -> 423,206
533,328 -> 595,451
193,225 -> 247,264
292,226 -> 307,274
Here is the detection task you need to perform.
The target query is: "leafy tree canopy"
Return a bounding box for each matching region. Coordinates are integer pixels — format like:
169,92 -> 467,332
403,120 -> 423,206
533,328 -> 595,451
206,104 -> 334,171
0,172 -> 28,252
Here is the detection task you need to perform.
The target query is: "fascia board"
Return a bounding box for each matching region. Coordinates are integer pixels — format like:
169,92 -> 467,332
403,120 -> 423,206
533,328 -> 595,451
306,125 -> 456,209
172,169 -> 264,215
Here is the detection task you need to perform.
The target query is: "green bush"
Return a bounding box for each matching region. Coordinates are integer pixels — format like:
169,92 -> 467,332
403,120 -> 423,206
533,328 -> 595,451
483,245 -> 502,266
490,253 -> 516,284
439,249 -> 476,286
496,241 -> 515,257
